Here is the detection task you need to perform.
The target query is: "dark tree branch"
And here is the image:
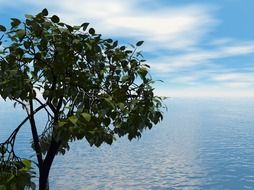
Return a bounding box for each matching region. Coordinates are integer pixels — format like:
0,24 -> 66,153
35,97 -> 54,118
13,98 -> 29,114
28,97 -> 43,167
2,103 -> 47,145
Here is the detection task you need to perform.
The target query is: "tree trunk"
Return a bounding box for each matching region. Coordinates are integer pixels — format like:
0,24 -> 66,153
39,161 -> 52,190
39,170 -> 49,190
39,138 -> 60,190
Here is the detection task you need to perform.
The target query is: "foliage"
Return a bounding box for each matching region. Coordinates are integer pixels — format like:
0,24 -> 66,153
0,8 -> 165,189
0,131 -> 36,189
0,159 -> 36,190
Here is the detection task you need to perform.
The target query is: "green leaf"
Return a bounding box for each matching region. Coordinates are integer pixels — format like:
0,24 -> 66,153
19,167 -> 29,172
106,39 -> 113,43
125,50 -> 132,54
103,118 -> 111,126
81,22 -> 89,31
6,174 -> 15,183
18,159 -> 33,173
144,64 -> 150,68
0,25 -> 6,32
138,67 -> 148,80
103,96 -> 115,108
88,28 -> 95,35
68,115 -> 78,125
24,41 -> 31,49
85,42 -> 92,50
113,40 -> 118,48
73,25 -> 81,30
11,18 -> 21,28
0,145 -> 6,154
121,75 -> 129,82
58,121 -> 68,127
21,159 -> 31,168
66,24 -> 73,32
41,8 -> 48,16
58,22 -> 65,27
16,29 -> 26,39
118,103 -> 125,111
120,46 -> 126,50
51,15 -> 60,23
136,40 -> 144,46
25,14 -> 33,19
43,21 -> 51,29
81,112 -> 91,122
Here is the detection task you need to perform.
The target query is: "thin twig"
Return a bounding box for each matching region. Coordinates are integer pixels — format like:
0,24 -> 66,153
35,97 -> 54,118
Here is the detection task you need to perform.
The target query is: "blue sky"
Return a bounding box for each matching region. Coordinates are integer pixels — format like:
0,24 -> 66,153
1,0 -> 254,97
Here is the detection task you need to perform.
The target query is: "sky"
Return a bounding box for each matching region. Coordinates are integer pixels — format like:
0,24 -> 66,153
1,0 -> 254,97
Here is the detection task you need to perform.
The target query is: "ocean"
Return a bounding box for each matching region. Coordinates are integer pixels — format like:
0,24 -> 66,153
1,98 -> 254,190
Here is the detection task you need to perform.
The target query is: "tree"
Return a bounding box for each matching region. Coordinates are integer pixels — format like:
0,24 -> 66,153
0,9 -> 165,190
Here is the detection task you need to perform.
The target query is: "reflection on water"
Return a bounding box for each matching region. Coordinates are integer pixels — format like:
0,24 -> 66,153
1,98 -> 254,189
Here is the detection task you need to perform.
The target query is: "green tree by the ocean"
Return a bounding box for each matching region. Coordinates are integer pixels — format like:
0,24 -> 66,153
0,9 -> 165,190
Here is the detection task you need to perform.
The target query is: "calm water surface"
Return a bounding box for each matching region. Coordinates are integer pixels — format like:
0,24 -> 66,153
1,98 -> 254,190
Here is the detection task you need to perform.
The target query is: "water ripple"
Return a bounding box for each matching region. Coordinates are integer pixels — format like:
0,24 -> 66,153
1,98 -> 254,189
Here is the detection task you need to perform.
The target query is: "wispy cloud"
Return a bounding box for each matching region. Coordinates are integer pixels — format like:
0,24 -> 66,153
211,72 -> 254,89
1,0 -> 217,50
212,73 -> 254,83
149,42 -> 254,73
155,85 -> 254,97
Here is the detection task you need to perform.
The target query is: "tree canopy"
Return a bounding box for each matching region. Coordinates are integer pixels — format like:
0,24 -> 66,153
0,8 -> 165,190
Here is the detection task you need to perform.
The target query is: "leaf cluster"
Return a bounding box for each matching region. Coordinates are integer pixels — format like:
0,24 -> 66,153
0,160 -> 36,190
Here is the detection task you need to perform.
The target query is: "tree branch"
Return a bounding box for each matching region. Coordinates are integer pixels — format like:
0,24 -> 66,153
28,98 -> 43,167
13,98 -> 29,114
2,103 -> 47,144
35,97 -> 54,118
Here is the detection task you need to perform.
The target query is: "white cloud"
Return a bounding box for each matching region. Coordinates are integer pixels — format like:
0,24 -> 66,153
212,73 -> 254,82
0,0 -> 217,50
171,76 -> 200,84
209,38 -> 234,46
155,85 -> 254,97
156,66 -> 254,92
149,42 -> 254,73
210,72 -> 254,89
222,82 -> 251,88
102,5 -> 216,49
